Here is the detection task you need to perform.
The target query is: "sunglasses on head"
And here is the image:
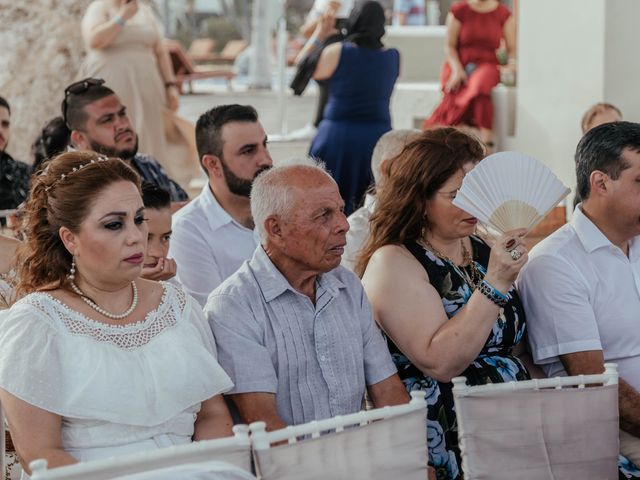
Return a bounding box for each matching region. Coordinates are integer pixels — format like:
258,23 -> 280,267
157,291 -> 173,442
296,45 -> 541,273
61,78 -> 105,129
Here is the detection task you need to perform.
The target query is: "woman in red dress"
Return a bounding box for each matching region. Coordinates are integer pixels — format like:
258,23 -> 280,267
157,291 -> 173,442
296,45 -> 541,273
423,0 -> 515,151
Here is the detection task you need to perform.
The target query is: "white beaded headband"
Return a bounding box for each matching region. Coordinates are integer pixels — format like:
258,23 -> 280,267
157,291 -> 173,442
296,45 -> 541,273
45,155 -> 109,192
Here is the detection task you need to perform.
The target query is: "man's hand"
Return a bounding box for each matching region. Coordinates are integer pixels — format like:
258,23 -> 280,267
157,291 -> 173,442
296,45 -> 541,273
142,257 -> 177,281
230,393 -> 287,432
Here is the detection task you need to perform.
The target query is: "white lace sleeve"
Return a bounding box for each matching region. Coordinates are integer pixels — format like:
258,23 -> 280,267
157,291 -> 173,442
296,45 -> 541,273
0,299 -> 64,411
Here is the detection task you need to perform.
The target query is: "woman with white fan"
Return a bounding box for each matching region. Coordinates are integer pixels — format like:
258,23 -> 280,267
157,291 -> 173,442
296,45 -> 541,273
356,128 -> 531,479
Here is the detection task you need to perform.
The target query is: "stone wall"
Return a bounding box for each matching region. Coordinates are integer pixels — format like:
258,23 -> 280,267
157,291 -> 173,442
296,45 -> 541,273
0,0 -> 91,164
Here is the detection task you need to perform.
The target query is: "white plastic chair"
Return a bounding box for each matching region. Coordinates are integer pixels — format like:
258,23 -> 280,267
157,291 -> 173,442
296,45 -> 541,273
250,391 -> 428,480
452,363 -> 620,480
29,425 -> 253,480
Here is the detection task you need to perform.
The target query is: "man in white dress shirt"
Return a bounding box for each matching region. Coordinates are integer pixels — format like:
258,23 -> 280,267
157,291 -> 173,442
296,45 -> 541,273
169,105 -> 272,306
342,129 -> 420,271
518,121 -> 640,465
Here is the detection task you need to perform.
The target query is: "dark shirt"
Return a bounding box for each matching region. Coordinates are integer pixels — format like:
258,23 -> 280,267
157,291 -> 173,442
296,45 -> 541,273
130,154 -> 188,202
0,151 -> 31,211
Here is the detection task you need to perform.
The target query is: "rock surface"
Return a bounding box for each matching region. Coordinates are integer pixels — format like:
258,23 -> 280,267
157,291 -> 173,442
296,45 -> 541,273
0,0 -> 91,163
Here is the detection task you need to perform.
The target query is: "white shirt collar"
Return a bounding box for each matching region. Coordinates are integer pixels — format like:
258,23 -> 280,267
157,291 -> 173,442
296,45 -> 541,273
570,204 -> 612,253
572,204 -> 640,260
200,184 -> 252,234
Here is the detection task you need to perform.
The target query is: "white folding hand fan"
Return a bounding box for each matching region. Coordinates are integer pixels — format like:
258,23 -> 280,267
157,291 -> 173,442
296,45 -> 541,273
452,151 -> 570,233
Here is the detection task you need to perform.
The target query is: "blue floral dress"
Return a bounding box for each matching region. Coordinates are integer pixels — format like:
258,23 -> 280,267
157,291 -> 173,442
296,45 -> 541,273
396,237 -> 640,479
393,237 -> 528,479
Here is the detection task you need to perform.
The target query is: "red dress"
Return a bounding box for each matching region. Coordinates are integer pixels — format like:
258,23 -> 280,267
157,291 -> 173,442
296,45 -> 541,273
423,1 -> 511,131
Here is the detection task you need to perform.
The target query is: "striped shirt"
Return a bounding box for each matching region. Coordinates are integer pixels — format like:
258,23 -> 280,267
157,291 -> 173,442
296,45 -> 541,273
205,246 -> 397,426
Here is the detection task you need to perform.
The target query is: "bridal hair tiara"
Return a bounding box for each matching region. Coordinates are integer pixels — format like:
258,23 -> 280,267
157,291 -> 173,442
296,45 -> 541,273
44,154 -> 110,192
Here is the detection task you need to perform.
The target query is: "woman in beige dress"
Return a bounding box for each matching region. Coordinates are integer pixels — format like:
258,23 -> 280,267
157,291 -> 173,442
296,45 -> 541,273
79,0 -> 200,187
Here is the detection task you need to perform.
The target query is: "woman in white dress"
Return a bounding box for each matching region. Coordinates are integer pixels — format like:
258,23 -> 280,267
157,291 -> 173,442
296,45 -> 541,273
0,151 -> 234,476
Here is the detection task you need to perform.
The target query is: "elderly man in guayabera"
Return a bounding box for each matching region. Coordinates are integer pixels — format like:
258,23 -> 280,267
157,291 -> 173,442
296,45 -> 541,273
205,158 -> 409,431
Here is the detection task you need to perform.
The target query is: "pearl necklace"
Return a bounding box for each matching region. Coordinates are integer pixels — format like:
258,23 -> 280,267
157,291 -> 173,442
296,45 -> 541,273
70,280 -> 138,320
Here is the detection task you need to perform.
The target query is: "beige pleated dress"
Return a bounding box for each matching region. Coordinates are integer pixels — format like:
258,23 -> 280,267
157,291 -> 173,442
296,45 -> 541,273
79,1 -> 200,188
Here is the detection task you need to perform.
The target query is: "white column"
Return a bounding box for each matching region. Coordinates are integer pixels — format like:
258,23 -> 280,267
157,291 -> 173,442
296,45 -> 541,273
513,0 -> 640,204
248,0 -> 272,90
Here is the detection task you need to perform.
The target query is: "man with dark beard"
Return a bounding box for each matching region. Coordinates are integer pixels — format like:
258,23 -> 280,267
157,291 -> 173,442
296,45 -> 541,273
169,104 -> 273,306
63,78 -> 188,204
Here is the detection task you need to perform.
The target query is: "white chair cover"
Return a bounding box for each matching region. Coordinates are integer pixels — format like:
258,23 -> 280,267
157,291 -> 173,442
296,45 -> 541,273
454,377 -> 619,479
30,426 -> 252,480
113,460 -> 256,479
253,402 -> 427,480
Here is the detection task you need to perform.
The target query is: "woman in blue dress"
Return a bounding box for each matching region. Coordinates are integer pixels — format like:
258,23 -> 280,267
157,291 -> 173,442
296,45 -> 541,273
309,1 -> 400,215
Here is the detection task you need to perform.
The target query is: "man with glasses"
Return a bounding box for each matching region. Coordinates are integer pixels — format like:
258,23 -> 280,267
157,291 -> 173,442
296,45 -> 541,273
62,78 -> 188,206
0,96 -> 31,216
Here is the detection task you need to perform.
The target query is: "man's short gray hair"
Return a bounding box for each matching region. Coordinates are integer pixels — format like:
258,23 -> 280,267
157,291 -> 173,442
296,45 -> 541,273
251,157 -> 333,243
370,129 -> 421,185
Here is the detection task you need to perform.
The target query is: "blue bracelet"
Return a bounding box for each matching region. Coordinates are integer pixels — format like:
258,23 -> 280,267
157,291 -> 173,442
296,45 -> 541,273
477,280 -> 508,307
313,38 -> 323,48
483,279 -> 508,301
114,15 -> 126,27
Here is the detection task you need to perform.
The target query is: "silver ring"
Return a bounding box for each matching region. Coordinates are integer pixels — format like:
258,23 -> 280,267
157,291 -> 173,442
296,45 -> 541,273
510,249 -> 522,261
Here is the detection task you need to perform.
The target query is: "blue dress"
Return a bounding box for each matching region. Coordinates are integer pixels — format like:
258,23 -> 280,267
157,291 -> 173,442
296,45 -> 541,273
309,42 -> 399,215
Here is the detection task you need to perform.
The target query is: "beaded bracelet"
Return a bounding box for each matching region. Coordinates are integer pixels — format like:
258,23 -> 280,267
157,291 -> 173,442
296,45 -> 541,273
477,280 -> 508,307
114,15 -> 126,27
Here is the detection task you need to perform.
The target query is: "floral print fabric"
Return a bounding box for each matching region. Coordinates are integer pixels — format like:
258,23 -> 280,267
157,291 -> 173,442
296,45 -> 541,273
395,237 -> 640,479
394,237 -> 529,479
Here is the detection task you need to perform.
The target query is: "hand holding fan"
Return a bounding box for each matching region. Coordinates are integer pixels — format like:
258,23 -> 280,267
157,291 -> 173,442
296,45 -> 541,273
452,151 -> 570,234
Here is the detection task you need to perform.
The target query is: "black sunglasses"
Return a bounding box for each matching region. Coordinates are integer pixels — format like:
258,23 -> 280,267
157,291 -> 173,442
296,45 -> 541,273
61,78 -> 105,129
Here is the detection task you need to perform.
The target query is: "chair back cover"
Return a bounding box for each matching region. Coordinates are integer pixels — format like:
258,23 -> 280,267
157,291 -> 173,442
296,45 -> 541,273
113,460 -> 256,480
30,427 -> 252,480
254,408 -> 427,480
454,384 -> 619,479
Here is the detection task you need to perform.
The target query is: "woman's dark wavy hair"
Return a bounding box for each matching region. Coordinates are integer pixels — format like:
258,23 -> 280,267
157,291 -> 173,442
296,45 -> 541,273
31,116 -> 70,174
16,150 -> 140,297
355,127 -> 484,277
